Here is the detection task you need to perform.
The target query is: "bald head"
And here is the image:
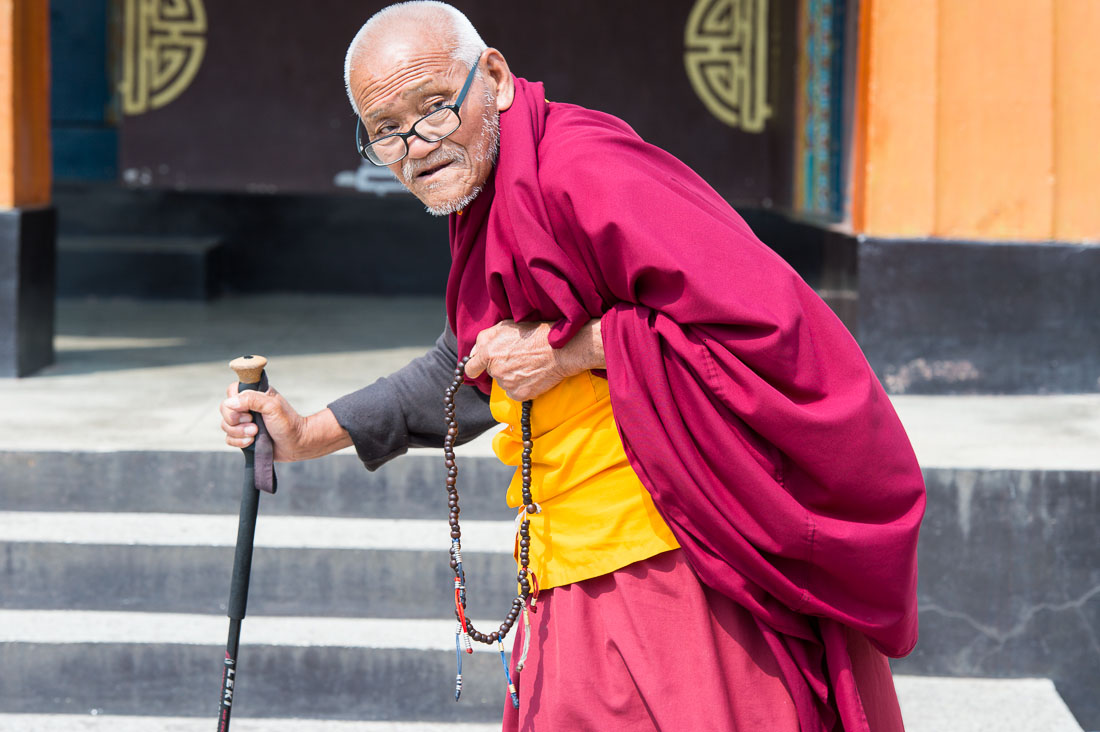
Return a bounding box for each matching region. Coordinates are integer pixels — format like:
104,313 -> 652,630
344,1 -> 486,117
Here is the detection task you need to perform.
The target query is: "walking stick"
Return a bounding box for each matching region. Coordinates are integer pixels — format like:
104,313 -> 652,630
218,355 -> 278,731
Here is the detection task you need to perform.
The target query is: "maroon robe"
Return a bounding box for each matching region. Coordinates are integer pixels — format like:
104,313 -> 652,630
448,77 -> 925,731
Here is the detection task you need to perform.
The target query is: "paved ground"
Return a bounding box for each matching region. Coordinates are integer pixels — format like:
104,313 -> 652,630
2,295 -> 1098,470
0,677 -> 1085,731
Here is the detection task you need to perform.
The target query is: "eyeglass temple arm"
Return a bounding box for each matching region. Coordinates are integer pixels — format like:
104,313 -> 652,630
454,61 -> 479,108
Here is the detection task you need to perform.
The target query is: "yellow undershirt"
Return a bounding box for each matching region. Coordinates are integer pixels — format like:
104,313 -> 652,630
490,371 -> 679,590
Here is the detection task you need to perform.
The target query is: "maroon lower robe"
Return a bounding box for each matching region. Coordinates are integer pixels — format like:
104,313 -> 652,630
501,551 -> 904,732
448,77 -> 925,731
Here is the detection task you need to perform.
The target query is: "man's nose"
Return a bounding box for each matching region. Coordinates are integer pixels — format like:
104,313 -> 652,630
406,134 -> 442,159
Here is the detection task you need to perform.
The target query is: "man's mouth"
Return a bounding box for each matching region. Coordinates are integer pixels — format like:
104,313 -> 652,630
416,161 -> 453,180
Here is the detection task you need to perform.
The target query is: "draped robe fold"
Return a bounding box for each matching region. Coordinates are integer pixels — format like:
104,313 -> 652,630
447,77 -> 925,732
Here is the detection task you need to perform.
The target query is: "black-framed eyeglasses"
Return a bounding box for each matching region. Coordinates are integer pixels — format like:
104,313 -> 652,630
356,62 -> 479,166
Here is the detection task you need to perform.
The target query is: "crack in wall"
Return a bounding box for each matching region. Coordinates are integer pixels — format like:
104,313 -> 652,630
1077,605 -> 1100,660
921,582 -> 1100,646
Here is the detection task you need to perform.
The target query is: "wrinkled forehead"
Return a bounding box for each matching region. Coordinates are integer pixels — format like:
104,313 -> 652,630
352,32 -> 466,120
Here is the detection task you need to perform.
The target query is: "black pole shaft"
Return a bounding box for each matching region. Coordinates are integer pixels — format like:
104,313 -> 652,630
228,459 -> 260,619
218,378 -> 263,732
219,619 -> 242,731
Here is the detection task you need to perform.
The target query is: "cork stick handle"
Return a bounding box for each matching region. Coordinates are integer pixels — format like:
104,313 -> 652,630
230,355 -> 268,387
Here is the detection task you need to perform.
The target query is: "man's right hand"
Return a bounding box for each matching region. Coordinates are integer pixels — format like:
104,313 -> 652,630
220,383 -> 353,462
220,382 -> 307,461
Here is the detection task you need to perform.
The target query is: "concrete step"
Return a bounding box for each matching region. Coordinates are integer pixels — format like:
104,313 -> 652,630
0,451 -> 510,519
894,468 -> 1100,729
0,609 -> 506,652
0,512 -> 516,552
57,235 -> 226,300
894,676 -> 1086,732
0,513 -> 517,617
0,677 -> 1085,731
0,717 -> 498,731
4,460 -> 1100,726
0,610 -> 512,721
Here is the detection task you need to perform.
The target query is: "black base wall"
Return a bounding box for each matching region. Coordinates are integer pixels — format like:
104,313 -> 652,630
747,211 -> 1099,395
54,184 -> 448,296
860,238 -> 1100,395
0,206 -> 56,377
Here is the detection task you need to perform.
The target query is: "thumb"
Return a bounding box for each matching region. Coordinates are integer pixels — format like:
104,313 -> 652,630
464,348 -> 487,379
229,389 -> 275,414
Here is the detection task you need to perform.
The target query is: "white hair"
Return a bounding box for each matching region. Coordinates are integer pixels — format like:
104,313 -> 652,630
344,2 -> 487,117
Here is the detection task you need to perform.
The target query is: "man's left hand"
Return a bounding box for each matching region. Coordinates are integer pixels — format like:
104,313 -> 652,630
464,319 -> 604,402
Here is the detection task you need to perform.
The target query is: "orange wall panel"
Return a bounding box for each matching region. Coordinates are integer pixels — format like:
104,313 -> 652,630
0,0 -> 51,209
934,0 -> 1054,240
852,0 -> 938,237
0,0 -> 11,207
1053,0 -> 1100,241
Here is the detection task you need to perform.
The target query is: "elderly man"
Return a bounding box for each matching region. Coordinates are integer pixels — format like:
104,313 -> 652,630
221,2 -> 925,730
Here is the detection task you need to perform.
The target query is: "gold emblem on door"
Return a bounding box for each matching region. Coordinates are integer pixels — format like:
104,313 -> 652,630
684,0 -> 771,133
119,0 -> 207,115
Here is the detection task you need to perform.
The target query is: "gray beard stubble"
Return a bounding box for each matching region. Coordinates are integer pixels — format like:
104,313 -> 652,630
408,86 -> 500,217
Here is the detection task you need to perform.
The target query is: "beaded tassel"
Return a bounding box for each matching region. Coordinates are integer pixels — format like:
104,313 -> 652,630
454,578 -> 472,654
454,621 -> 464,701
499,640 -> 520,709
445,355 -> 539,709
516,600 -> 532,671
451,539 -> 467,606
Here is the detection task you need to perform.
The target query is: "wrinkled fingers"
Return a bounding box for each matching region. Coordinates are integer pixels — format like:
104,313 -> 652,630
221,414 -> 257,437
220,396 -> 258,447
220,398 -> 253,423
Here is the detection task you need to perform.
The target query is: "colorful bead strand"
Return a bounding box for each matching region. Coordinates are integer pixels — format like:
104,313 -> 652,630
445,355 -> 539,707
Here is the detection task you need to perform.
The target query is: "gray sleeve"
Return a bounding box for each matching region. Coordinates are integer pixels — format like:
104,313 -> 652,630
327,322 -> 497,471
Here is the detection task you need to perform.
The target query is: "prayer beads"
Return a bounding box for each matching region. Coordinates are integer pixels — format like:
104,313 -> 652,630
445,355 -> 538,708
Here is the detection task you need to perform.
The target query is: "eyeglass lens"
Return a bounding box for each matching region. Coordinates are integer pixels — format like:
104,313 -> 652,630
364,108 -> 461,165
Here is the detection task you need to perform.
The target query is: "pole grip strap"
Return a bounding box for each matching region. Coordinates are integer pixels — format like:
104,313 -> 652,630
250,371 -> 278,495
239,372 -> 277,497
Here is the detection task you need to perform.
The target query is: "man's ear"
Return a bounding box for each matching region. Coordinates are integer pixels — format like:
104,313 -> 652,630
482,48 -> 514,111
